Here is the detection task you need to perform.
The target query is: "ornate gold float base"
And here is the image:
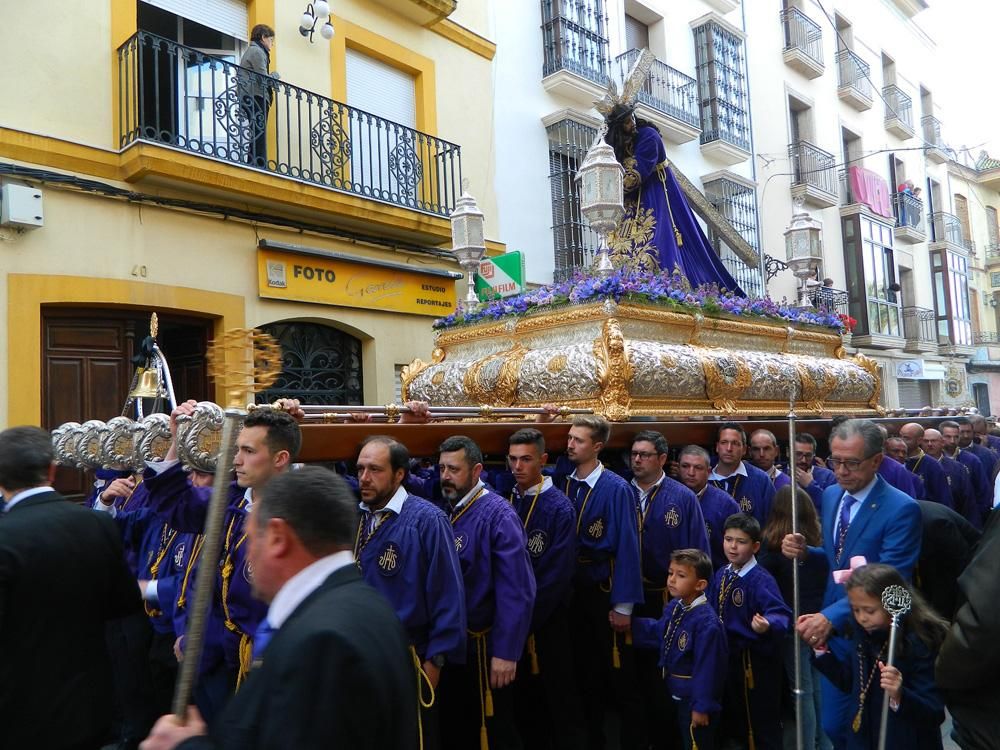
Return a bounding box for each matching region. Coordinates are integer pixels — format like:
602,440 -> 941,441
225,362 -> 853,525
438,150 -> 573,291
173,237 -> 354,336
403,301 -> 881,421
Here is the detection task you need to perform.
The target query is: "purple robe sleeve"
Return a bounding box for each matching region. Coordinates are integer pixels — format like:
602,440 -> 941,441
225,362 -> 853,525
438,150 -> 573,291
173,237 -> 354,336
529,493 -> 577,631
609,480 -> 644,607
144,463 -> 214,532
690,614 -> 728,715
422,510 -> 468,664
490,509 -> 536,662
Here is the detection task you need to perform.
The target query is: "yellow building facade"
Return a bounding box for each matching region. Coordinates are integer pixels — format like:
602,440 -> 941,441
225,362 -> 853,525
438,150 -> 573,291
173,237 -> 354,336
0,0 -> 500,431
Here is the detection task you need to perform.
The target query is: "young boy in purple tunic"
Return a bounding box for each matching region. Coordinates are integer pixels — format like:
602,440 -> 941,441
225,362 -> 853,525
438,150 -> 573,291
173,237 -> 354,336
561,415 -> 643,750
710,513 -> 791,750
505,428 -> 584,750
632,549 -> 727,750
629,431 -> 709,749
435,435 -> 536,750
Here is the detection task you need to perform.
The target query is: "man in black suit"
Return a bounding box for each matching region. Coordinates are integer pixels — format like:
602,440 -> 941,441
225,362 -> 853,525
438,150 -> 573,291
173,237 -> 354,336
0,425 -> 142,750
141,466 -> 418,750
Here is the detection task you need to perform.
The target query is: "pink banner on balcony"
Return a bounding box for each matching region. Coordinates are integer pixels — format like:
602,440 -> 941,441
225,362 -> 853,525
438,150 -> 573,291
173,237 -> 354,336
848,166 -> 894,219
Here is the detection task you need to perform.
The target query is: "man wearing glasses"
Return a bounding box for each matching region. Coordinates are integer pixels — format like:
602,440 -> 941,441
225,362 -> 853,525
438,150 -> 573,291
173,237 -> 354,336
791,433 -> 837,515
781,419 -> 920,748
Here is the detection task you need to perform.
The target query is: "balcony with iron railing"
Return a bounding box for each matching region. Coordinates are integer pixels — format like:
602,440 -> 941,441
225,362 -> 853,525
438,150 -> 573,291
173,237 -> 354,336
903,306 -> 937,353
614,50 -> 699,144
541,4 -> 609,105
892,191 -> 925,244
781,8 -> 824,79
930,211 -> 970,251
986,241 -> 1000,266
921,115 -> 949,164
883,84 -> 914,139
117,32 -> 462,226
836,49 -> 873,111
808,286 -> 849,317
974,331 -> 1000,345
789,140 -> 838,208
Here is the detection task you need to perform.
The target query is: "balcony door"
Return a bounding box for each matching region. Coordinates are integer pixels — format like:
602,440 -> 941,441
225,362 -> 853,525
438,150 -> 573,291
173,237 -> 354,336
345,50 -> 419,206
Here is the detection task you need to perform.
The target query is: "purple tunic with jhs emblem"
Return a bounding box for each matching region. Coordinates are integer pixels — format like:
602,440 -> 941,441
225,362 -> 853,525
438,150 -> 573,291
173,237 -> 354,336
709,461 -> 775,527
632,597 -> 728,714
564,468 -> 644,607
905,452 -> 954,508
451,486 -> 536,661
355,494 -> 467,664
709,561 -> 790,655
696,485 -> 740,571
635,476 -> 710,589
509,483 -> 576,631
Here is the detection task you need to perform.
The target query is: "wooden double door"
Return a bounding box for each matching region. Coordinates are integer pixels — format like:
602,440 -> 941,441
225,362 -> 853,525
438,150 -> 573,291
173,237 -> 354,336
41,308 -> 212,498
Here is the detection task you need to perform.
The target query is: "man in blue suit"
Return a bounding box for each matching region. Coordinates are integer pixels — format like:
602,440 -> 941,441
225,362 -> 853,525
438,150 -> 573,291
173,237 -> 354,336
781,419 -> 921,749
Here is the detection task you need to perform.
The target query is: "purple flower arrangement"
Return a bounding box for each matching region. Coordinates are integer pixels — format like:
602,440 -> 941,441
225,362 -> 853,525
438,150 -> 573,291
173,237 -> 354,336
433,268 -> 847,332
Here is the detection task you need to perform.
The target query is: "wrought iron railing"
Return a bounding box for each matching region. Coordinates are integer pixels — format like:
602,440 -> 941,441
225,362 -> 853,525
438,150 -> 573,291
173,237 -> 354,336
693,20 -> 751,152
615,49 -> 699,127
974,331 -> 1000,344
764,254 -> 788,281
808,286 -> 849,317
903,306 -> 936,344
721,251 -> 764,298
987,241 -> 1000,258
117,31 -> 462,217
789,140 -> 838,197
892,191 -> 924,231
780,8 -> 823,68
836,49 -> 872,100
882,84 -> 913,130
546,118 -> 599,281
922,115 -> 945,149
541,4 -> 609,84
931,211 -> 966,247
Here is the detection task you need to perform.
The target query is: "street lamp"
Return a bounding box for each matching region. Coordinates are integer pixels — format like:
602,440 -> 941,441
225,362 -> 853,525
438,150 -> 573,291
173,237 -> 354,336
577,136 -> 624,275
450,190 -> 487,305
299,2 -> 334,42
784,197 -> 824,307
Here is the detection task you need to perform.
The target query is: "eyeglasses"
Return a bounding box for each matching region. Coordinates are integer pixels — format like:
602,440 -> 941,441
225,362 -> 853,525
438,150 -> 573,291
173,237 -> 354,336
794,451 -> 815,461
630,451 -> 660,460
827,454 -> 878,471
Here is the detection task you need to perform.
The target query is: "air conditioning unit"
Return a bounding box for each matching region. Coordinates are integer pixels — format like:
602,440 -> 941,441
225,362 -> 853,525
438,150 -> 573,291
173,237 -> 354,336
1,184 -> 43,228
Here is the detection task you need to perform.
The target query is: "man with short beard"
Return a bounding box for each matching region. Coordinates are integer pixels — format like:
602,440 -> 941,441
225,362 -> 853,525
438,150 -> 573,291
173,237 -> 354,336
954,416 -> 998,478
898,422 -> 953,507
436,435 -> 535,750
922,428 -> 976,523
791,433 -> 837,515
941,420 -> 991,527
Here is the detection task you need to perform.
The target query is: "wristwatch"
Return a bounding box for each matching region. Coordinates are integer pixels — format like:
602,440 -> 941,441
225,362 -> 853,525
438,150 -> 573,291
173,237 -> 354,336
430,654 -> 446,668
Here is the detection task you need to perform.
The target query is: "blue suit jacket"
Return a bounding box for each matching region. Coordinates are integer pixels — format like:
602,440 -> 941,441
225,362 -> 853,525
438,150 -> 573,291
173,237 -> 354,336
819,475 -> 921,631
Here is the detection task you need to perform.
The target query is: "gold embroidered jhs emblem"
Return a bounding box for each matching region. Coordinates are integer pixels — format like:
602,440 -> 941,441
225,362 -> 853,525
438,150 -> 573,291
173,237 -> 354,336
454,534 -> 466,552
664,507 -> 680,528
732,588 -> 744,607
588,518 -> 605,539
378,543 -> 400,576
677,631 -> 689,652
243,560 -> 254,583
527,530 -> 547,558
739,497 -> 753,513
173,542 -> 186,569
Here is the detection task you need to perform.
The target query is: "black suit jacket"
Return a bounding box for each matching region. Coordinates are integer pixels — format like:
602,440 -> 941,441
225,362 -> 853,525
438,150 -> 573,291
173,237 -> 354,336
180,565 -> 419,750
916,499 -> 980,619
0,490 -> 142,749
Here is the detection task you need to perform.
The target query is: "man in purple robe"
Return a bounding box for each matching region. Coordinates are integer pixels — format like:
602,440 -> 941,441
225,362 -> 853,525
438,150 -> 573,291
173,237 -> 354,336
435,435 -> 535,750
748,429 -> 791,491
677,445 -> 740,572
899,422 -> 954,507
791,433 -> 837,515
922,428 -> 978,526
941,420 -> 992,527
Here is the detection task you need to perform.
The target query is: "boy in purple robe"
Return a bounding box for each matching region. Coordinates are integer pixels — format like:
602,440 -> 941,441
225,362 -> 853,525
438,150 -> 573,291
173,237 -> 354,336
505,428 -> 584,750
435,435 -> 536,750
710,513 -> 791,750
632,549 -> 728,750
709,423 -> 776,526
561,415 -> 643,750
677,445 -> 740,571
353,435 -> 467,750
629,431 -> 709,750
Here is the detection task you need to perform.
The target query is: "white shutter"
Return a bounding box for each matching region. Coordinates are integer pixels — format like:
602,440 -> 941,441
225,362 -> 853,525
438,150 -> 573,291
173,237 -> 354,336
345,49 -> 416,128
897,378 -> 932,409
141,0 -> 248,41
625,15 -> 649,52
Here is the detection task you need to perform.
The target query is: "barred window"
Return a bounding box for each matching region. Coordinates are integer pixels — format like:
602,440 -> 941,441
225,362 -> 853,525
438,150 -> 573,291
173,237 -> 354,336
704,175 -> 763,297
541,0 -> 608,83
546,119 -> 599,281
693,19 -> 750,152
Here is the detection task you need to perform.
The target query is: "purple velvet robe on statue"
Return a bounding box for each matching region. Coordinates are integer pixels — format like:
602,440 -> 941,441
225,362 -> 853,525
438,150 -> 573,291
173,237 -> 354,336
620,126 -> 745,295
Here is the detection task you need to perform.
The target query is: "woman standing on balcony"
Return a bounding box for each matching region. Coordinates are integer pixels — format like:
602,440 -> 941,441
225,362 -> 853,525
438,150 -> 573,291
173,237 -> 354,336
239,25 -> 276,168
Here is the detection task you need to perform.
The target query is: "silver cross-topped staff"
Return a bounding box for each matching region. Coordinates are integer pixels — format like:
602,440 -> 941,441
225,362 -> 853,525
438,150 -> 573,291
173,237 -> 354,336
877,584 -> 913,750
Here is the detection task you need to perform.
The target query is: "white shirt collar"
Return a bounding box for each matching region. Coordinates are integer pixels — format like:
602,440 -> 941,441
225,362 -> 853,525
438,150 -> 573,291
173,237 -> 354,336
514,476 -> 553,497
569,461 -> 604,488
265,550 -> 355,630
844,475 -> 879,503
730,555 -> 758,578
243,486 -> 253,511
453,479 -> 486,511
3,485 -> 54,513
631,471 -> 666,497
682,593 -> 708,610
709,461 -> 748,481
358,484 -> 408,515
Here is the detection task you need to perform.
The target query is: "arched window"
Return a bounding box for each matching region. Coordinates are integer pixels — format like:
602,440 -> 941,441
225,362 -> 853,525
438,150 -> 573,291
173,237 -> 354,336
259,322 -> 363,405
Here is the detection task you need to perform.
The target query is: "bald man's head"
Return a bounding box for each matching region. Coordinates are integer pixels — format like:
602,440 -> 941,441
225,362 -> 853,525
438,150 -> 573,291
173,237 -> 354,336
899,423 -> 924,456
922,428 -> 944,458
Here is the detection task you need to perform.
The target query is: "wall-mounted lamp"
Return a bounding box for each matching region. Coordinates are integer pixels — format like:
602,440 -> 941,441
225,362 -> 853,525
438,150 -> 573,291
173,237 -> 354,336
300,2 -> 334,43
